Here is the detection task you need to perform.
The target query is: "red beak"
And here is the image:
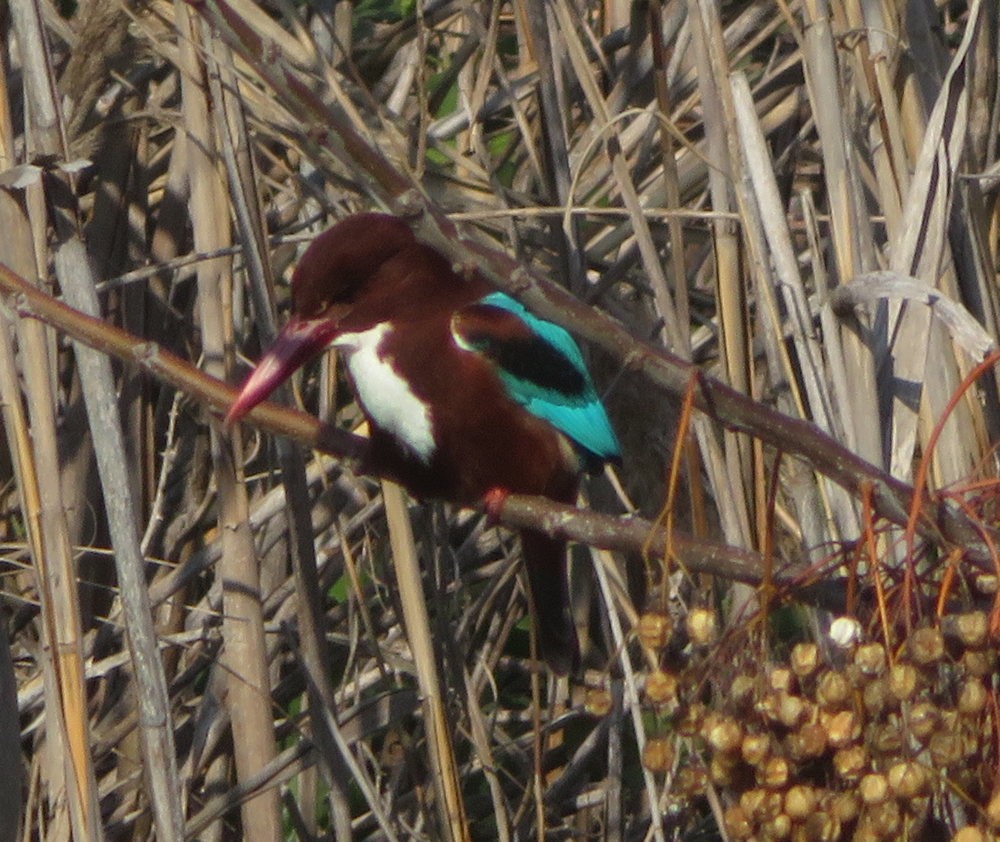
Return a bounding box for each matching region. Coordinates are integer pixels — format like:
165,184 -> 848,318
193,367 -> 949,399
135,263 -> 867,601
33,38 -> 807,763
225,315 -> 339,426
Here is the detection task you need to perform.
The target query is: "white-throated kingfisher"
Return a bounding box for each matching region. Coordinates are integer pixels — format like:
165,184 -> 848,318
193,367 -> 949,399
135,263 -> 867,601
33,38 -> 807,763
226,214 -> 620,673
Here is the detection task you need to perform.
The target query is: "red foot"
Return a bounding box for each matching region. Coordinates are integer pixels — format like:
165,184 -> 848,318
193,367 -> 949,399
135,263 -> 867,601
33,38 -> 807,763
482,487 -> 510,524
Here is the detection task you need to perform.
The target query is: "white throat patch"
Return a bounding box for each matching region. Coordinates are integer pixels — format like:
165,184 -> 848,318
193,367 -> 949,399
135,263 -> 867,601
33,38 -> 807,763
332,323 -> 436,463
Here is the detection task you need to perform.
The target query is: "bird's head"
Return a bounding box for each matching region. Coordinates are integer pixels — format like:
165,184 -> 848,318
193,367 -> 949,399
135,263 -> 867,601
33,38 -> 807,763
224,213 -> 418,426
290,213 -> 416,321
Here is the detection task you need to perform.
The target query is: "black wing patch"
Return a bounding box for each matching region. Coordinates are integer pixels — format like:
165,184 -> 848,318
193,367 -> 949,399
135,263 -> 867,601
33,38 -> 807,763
454,305 -> 587,398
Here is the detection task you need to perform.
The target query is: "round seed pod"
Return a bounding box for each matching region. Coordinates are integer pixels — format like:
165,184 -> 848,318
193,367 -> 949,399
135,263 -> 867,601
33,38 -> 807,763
673,764 -> 707,798
908,627 -> 945,666
940,708 -> 959,733
644,670 -> 678,706
866,801 -> 901,837
584,687 -> 613,716
760,756 -> 790,790
790,642 -> 820,679
686,607 -> 717,646
756,691 -> 783,724
974,573 -> 997,594
906,701 -> 940,743
704,714 -> 743,755
641,737 -> 674,773
699,711 -> 721,739
676,703 -> 705,737
787,722 -> 827,761
952,828 -> 985,842
961,649 -> 995,677
829,616 -> 862,649
740,788 -> 770,823
816,670 -> 851,710
951,612 -> 989,649
729,673 -> 757,710
824,709 -> 861,748
833,745 -> 867,782
636,612 -> 673,650
843,662 -> 864,689
957,678 -> 988,717
854,642 -> 888,676
742,732 -> 771,767
862,677 -> 891,715
760,813 -> 792,840
723,805 -> 753,840
872,719 -> 904,755
709,753 -> 738,787
959,726 -> 981,762
761,791 -> 785,821
828,790 -> 860,824
769,667 -> 795,694
784,785 -> 817,821
777,694 -> 808,729
887,663 -> 919,702
929,732 -> 964,767
887,760 -> 930,799
859,773 -> 889,805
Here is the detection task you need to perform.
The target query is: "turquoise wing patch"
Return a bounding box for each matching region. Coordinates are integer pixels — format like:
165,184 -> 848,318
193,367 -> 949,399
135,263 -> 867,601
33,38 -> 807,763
457,292 -> 621,464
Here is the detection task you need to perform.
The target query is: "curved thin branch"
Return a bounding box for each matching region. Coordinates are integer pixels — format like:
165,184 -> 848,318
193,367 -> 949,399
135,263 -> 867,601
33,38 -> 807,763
498,494 -> 848,611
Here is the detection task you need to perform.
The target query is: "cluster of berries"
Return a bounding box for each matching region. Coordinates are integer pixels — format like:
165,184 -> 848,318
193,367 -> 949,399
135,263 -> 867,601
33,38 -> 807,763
618,606 -> 998,841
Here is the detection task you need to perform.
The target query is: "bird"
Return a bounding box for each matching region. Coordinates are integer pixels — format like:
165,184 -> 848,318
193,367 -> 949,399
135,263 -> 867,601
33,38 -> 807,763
225,213 -> 620,673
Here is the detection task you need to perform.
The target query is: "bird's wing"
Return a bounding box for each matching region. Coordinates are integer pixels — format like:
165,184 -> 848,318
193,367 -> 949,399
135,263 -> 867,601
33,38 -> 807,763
451,292 -> 620,464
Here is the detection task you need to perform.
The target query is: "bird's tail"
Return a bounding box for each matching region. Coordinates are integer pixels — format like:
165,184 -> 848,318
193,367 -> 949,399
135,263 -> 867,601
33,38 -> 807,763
520,530 -> 579,675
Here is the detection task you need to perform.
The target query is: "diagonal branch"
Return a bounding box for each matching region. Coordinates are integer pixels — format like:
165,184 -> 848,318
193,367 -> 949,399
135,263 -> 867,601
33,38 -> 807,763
0,259 -> 851,608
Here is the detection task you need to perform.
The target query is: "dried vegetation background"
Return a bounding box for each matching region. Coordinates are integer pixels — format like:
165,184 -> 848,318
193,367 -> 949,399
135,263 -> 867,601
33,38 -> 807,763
0,0 -> 998,840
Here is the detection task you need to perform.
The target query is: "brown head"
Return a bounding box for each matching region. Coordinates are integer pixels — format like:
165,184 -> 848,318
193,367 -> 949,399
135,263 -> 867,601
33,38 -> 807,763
290,213 -> 418,320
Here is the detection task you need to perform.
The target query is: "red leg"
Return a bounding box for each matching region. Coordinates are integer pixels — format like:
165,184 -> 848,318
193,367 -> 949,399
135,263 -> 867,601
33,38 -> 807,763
482,487 -> 510,524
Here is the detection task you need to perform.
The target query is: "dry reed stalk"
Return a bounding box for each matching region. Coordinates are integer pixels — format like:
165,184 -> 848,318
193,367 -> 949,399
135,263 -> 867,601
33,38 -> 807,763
8,2 -> 184,837
383,481 -> 470,841
688,0 -> 756,555
177,5 -> 281,839
5,4 -> 102,838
